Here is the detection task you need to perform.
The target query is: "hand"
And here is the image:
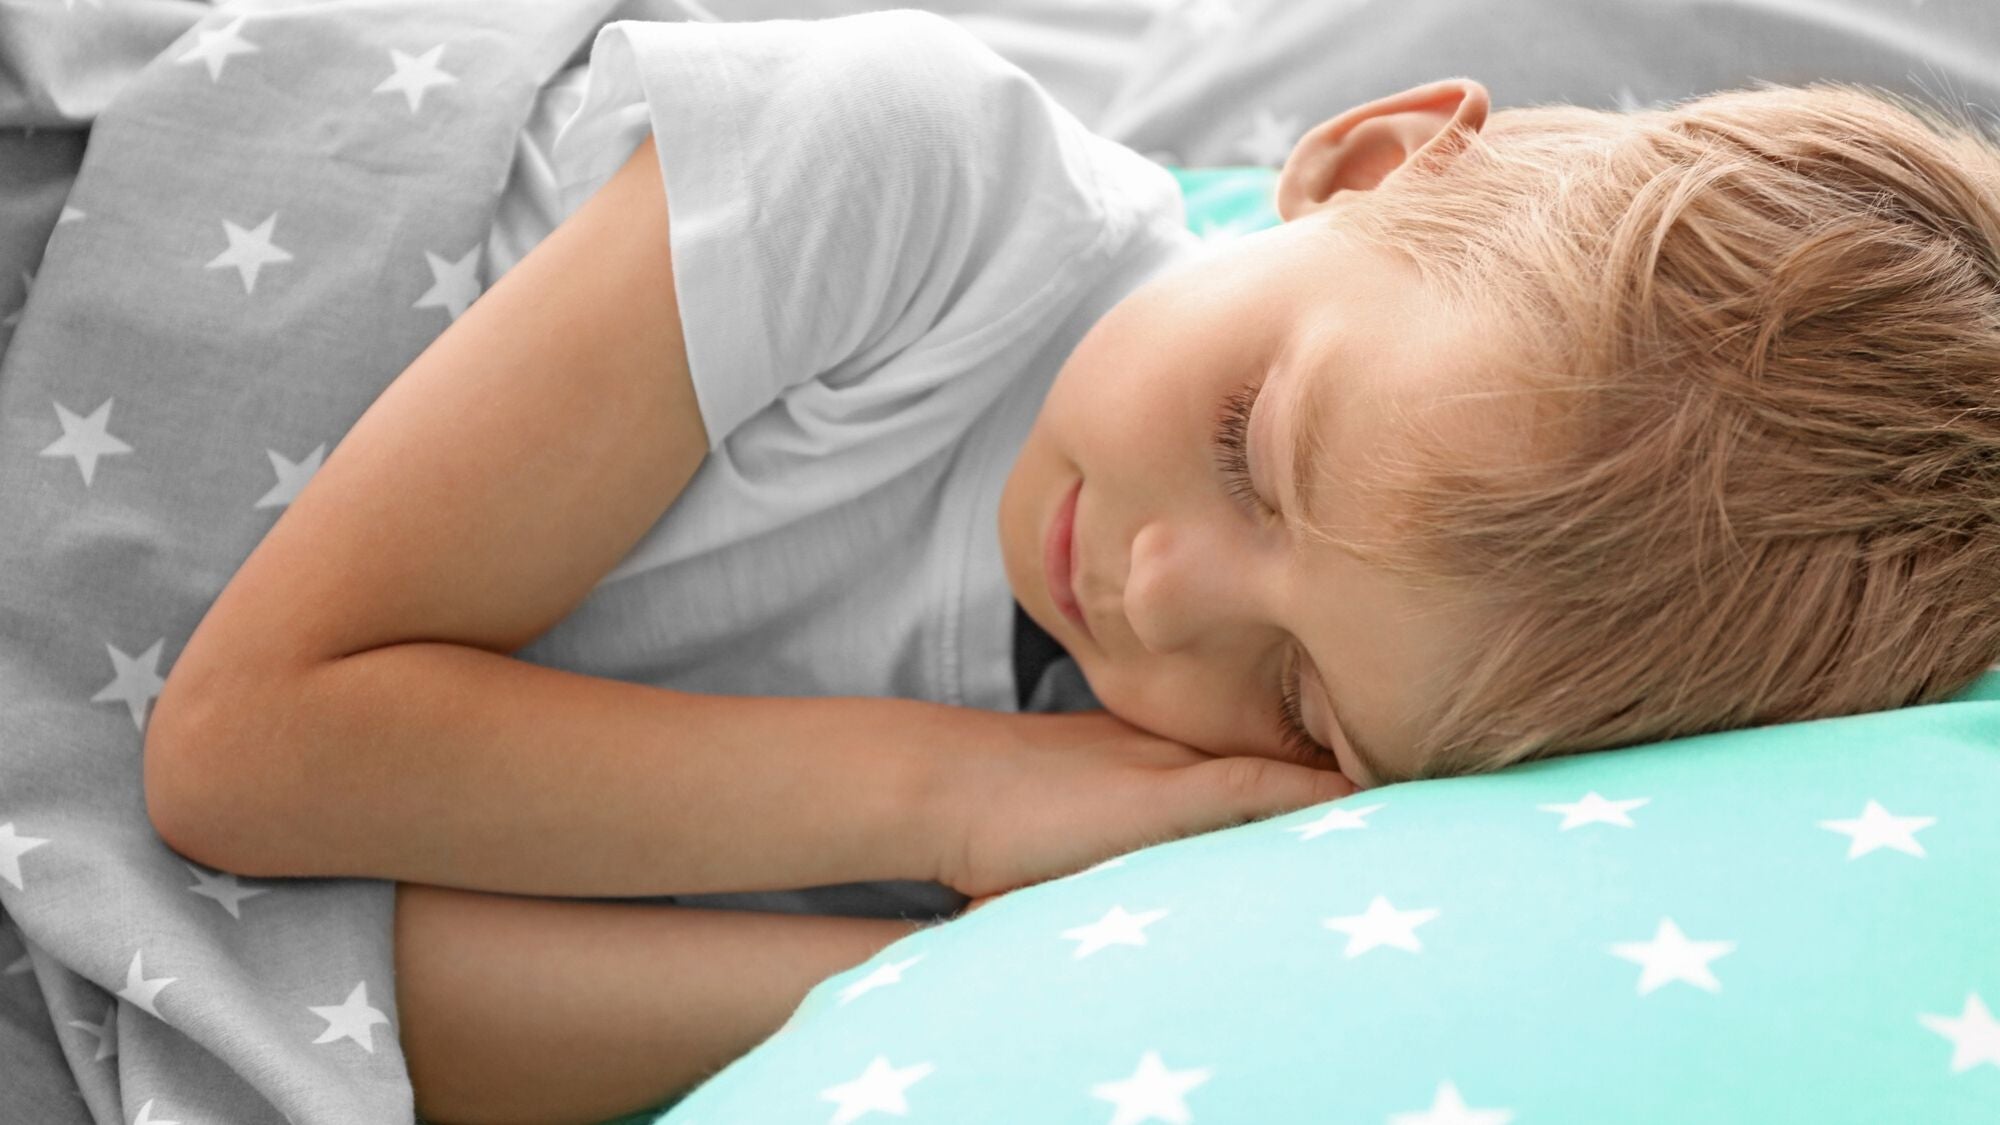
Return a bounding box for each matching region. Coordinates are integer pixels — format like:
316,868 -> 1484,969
929,709 -> 1359,900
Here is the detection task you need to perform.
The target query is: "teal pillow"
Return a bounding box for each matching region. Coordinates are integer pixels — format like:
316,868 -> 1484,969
648,671 -> 2000,1123
591,170 -> 2000,1123
1167,164 -> 1284,239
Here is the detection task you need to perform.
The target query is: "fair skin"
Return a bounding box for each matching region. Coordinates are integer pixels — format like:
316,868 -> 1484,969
1000,77 -> 1501,789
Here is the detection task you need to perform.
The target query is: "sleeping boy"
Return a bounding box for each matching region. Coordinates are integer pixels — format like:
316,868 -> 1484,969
145,9 -> 2000,1123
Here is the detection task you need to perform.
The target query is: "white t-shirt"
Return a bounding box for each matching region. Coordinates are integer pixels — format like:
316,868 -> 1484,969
492,9 -> 1203,920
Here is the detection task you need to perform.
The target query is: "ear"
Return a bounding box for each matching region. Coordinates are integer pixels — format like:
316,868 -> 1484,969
1275,78 -> 1491,223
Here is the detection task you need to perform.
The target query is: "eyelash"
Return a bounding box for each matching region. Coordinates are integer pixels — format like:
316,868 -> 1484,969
1214,383 -> 1268,518
1277,658 -> 1326,762
1213,380 -> 1334,764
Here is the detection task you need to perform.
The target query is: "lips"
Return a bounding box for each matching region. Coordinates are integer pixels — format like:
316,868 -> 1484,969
1044,478 -> 1091,639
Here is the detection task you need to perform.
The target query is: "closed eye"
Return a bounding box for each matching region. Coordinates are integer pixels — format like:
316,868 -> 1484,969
1214,380 -> 1337,765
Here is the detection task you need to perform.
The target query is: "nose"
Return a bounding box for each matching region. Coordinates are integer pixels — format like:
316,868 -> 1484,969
1122,518 -> 1263,655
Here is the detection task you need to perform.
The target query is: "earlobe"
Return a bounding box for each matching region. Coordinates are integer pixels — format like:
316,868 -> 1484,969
1275,78 -> 1491,223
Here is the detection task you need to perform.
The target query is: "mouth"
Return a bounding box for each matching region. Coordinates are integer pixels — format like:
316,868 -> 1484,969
1044,477 -> 1092,640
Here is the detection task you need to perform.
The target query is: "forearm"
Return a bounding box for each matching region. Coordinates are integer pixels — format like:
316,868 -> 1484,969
395,881 -> 931,1125
154,640 -> 974,897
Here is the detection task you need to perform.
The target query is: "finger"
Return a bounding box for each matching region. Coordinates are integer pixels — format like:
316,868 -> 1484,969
1174,755 -> 1358,828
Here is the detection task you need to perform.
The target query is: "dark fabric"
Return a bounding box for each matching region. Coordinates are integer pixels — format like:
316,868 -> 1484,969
1012,597 -> 1070,710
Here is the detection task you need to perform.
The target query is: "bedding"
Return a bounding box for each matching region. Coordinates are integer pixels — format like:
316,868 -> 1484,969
649,673 -> 2000,1123
5,1 -> 2000,1123
1095,0 -> 2000,169
0,6 -> 641,1121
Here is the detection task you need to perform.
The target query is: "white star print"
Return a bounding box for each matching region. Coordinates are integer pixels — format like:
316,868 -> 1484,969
1919,993 -> 2000,1072
183,863 -> 271,920
1538,791 -> 1650,830
133,1097 -> 182,1125
1321,894 -> 1440,957
1062,904 -> 1170,959
818,1055 -> 936,1124
255,442 -> 327,509
1388,1080 -> 1516,1125
206,213 -> 294,294
1191,216 -> 1259,248
309,981 -> 391,1052
413,245 -> 483,320
1090,1049 -> 1213,1125
1286,801 -> 1385,841
1608,917 -> 1735,995
1818,799 -> 1936,859
117,949 -> 178,1019
1235,105 -> 1303,168
66,1003 -> 118,1062
174,15 -> 260,83
0,823 -> 50,891
90,638 -> 168,733
838,954 -> 924,1005
39,398 -> 134,486
374,45 -> 459,114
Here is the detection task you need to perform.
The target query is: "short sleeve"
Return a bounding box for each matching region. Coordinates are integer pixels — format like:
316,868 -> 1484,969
551,9 -> 1119,452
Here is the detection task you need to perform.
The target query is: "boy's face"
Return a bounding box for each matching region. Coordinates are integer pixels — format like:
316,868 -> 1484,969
997,78 -> 1501,788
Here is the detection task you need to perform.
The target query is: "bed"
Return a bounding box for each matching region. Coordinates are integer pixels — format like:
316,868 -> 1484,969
3,1 -> 1997,1122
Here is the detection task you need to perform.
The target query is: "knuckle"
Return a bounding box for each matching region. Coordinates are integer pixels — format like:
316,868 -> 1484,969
1213,754 -> 1274,799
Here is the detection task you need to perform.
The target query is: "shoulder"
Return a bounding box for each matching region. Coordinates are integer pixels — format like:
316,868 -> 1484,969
822,8 -> 999,65
797,11 -> 1040,134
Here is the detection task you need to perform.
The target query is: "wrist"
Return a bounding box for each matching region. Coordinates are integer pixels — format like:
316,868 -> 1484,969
899,700 -> 1025,889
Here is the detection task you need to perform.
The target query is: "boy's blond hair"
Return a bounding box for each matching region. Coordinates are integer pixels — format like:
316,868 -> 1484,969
1307,80 -> 2000,781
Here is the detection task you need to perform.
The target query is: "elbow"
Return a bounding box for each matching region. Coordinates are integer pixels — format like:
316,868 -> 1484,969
143,696 -> 227,871
143,670 -> 268,876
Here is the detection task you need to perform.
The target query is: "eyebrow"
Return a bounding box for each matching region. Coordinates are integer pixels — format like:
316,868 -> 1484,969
1275,356 -> 1400,787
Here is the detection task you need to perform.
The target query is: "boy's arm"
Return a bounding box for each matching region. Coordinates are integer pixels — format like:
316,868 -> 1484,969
156,640 -> 976,896
140,130 -> 976,896
395,881 -> 931,1125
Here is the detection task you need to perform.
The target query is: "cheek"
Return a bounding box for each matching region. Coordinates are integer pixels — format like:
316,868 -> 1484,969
1068,369 -> 1185,455
1086,661 -> 1266,759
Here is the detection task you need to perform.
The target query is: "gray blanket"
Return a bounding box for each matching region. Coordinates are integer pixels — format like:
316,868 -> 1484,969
0,1 -> 669,1120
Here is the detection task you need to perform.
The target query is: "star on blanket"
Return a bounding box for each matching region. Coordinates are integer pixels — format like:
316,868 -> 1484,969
374,44 -> 459,114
